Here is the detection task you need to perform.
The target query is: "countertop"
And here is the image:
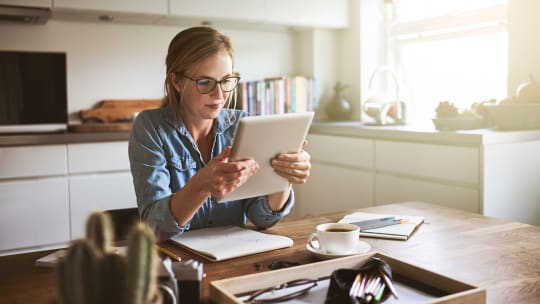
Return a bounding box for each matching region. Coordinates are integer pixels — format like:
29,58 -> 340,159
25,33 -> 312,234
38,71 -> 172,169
0,131 -> 130,147
309,121 -> 540,146
2,121 -> 540,147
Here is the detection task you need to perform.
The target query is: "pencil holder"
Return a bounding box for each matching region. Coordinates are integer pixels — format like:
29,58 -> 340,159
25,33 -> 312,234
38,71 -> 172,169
325,257 -> 396,304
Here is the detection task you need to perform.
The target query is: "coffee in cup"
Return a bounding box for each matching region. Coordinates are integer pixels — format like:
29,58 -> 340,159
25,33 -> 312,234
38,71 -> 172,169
307,223 -> 359,254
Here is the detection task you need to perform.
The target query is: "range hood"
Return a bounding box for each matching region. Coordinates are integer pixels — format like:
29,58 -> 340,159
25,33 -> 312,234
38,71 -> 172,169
0,5 -> 51,25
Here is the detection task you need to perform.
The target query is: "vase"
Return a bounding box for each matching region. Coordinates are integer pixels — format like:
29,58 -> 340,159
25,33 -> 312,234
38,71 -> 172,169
326,82 -> 352,121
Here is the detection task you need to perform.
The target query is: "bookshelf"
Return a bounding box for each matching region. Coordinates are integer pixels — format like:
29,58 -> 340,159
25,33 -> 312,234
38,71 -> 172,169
236,75 -> 319,115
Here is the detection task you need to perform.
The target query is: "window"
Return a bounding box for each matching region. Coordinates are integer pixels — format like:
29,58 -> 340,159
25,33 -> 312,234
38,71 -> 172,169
388,0 -> 508,118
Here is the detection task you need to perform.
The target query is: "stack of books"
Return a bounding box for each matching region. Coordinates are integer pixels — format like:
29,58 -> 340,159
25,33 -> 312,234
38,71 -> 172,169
237,75 -> 318,115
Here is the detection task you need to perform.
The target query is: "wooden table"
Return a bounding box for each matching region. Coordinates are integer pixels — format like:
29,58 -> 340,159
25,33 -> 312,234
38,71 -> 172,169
1,202 -> 539,304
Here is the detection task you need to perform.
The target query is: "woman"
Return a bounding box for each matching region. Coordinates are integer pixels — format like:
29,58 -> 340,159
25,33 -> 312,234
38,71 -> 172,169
128,26 -> 311,241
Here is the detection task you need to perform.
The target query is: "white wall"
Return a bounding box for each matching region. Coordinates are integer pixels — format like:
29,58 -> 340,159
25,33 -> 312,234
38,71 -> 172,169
508,0 -> 540,95
0,20 -> 295,122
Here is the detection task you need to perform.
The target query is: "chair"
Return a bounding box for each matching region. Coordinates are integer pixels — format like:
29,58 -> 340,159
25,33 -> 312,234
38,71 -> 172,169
104,207 -> 140,242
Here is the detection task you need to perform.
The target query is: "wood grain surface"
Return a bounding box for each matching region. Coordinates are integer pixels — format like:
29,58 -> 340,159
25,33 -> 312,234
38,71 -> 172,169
1,202 -> 539,304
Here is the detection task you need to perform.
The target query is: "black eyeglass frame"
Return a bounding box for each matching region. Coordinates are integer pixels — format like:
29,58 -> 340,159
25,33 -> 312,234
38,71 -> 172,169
181,74 -> 240,94
241,277 -> 328,304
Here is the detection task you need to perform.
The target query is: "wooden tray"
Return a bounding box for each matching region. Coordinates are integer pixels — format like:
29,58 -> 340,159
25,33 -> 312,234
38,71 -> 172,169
68,122 -> 133,133
210,252 -> 485,304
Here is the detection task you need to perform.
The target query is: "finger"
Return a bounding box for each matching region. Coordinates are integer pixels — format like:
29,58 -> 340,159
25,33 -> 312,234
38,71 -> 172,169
274,170 -> 308,184
214,146 -> 232,162
276,150 -> 310,162
272,159 -> 310,173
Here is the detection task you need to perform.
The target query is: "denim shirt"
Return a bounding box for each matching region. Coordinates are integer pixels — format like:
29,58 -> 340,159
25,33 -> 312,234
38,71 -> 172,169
128,106 -> 294,241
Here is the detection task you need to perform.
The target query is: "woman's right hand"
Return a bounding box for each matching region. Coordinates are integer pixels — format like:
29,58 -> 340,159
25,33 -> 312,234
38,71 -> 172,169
198,146 -> 259,200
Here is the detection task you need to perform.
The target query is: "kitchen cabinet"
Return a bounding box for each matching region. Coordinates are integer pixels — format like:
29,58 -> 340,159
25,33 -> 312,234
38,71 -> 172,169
483,140 -> 540,226
0,0 -> 51,7
295,134 -> 481,216
374,140 -> 480,213
264,0 -> 349,28
0,141 -> 136,255
0,145 -> 67,179
169,0 -> 265,23
69,172 -> 136,239
53,0 -> 167,15
67,142 -> 136,239
0,145 -> 69,254
300,127 -> 540,226
0,178 -> 69,252
295,134 -> 374,217
51,0 -> 348,29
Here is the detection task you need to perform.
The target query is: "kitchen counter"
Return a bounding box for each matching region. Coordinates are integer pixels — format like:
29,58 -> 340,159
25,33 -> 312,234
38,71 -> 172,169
0,131 -> 130,147
3,121 -> 540,148
309,121 -> 540,146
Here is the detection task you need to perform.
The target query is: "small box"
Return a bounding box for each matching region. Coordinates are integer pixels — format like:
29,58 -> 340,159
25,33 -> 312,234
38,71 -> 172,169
210,252 -> 485,304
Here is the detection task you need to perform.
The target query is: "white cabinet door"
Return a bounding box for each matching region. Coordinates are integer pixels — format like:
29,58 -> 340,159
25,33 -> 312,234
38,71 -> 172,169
69,172 -> 137,239
0,178 -> 69,252
170,0 -> 265,22
306,134 -> 374,169
375,174 -> 479,213
375,141 -> 479,184
264,0 -> 349,28
53,0 -> 167,15
0,0 -> 51,7
67,141 -> 129,174
296,162 -> 373,217
0,145 -> 67,179
483,141 -> 540,226
296,134 -> 374,216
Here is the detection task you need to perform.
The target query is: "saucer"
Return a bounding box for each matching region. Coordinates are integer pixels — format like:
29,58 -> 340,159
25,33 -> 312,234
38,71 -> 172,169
306,240 -> 371,259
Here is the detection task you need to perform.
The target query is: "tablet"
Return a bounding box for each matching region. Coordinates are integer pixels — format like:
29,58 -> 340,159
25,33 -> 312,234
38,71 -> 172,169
218,112 -> 314,202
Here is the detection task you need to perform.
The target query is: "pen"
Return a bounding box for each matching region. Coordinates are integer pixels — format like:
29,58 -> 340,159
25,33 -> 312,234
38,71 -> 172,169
350,217 -> 402,231
156,245 -> 182,261
350,217 -> 395,227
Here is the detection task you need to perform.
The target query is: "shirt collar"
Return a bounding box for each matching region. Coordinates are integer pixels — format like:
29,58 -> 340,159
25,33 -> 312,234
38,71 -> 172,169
162,104 -> 236,135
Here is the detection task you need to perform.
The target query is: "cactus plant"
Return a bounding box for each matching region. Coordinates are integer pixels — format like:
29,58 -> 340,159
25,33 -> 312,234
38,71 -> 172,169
125,222 -> 159,304
86,210 -> 114,253
55,211 -> 160,304
100,252 -> 128,304
57,239 -> 102,304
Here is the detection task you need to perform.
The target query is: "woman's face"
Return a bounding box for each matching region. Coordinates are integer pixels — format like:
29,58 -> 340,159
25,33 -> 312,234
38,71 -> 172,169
177,49 -> 234,123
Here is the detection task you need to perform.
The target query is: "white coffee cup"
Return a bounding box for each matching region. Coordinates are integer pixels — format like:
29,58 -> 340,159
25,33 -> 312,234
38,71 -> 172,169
307,223 -> 359,254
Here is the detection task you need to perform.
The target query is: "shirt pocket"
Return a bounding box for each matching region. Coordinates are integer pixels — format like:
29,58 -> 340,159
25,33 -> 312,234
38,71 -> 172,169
168,155 -> 197,172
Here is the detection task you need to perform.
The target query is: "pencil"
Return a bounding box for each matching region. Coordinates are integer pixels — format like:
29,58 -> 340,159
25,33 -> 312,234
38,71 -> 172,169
155,245 -> 182,261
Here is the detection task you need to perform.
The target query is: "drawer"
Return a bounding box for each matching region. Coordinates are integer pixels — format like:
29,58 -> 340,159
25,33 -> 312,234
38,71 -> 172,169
0,145 -> 67,179
69,172 -> 137,238
375,141 -> 479,184
375,174 -> 479,213
67,141 -> 129,174
306,134 -> 374,169
0,178 -> 70,252
296,162 -> 374,217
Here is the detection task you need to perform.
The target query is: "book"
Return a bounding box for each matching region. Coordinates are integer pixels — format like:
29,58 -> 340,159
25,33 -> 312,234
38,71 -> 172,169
35,246 -> 127,268
170,226 -> 294,262
339,212 -> 424,240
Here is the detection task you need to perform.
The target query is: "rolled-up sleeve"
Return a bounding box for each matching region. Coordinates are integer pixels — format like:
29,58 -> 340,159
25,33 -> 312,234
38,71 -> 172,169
245,189 -> 295,229
128,114 -> 184,241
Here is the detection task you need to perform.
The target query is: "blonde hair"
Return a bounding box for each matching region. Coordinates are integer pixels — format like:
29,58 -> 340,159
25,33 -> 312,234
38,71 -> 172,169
163,26 -> 236,126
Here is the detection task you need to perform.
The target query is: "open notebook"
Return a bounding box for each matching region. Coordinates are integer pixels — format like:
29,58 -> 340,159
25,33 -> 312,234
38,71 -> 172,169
170,226 -> 293,262
339,212 -> 424,240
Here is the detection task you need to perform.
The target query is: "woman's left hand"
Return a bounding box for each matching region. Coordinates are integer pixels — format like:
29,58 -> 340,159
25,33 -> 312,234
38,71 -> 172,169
271,141 -> 311,184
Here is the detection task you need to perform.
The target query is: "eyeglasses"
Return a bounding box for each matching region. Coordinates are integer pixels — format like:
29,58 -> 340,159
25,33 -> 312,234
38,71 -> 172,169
183,75 -> 240,94
239,277 -> 328,304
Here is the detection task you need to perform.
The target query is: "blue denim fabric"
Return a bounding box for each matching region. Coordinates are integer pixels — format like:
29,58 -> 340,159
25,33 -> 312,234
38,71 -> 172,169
128,106 -> 294,241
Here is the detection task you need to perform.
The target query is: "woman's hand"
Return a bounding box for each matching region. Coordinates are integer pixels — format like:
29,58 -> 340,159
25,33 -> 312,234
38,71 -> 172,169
199,146 -> 259,200
271,140 -> 311,184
